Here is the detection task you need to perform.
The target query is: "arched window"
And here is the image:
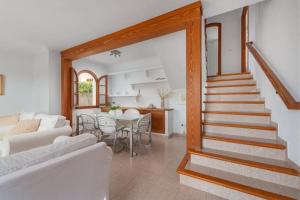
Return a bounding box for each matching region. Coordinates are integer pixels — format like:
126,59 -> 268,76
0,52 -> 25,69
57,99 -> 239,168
78,70 -> 98,107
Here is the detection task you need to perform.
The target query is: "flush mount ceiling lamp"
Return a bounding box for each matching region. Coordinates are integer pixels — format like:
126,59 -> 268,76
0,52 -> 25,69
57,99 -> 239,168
110,49 -> 121,58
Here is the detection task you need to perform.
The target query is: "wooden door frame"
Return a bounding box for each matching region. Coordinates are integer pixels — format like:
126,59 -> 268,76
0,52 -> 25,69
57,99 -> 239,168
61,1 -> 203,150
205,23 -> 222,75
98,75 -> 108,106
241,6 -> 249,72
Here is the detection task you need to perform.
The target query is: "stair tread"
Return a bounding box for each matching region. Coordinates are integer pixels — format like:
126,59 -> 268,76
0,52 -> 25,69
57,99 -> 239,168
190,148 -> 299,176
186,163 -> 299,199
203,120 -> 277,130
204,100 -> 265,104
203,132 -> 285,149
207,72 -> 251,78
203,110 -> 271,116
207,77 -> 253,82
205,91 -> 260,95
206,84 -> 256,88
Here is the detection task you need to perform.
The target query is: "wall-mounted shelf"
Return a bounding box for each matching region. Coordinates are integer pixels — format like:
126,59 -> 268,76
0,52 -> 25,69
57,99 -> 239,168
129,79 -> 168,86
107,66 -> 163,76
109,94 -> 140,97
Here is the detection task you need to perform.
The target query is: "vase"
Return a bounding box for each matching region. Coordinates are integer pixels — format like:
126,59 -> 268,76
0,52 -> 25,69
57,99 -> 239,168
161,99 -> 165,108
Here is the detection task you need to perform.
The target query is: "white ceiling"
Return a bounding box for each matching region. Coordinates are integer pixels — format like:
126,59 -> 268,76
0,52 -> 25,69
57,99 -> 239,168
0,0 -> 264,52
0,0 -> 197,51
202,0 -> 264,18
85,40 -> 157,66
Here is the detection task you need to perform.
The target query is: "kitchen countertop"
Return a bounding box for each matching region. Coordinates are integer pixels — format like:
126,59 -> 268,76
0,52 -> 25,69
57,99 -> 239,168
100,106 -> 173,111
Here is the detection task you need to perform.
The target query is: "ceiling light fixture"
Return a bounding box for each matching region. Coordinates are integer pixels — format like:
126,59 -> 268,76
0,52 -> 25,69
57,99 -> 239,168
110,49 -> 121,57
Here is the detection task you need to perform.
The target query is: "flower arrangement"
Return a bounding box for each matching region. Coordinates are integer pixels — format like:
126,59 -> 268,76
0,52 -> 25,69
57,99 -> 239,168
157,88 -> 171,108
109,105 -> 121,111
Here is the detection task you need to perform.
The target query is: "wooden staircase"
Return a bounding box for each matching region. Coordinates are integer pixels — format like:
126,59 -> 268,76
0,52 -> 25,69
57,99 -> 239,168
177,72 -> 300,200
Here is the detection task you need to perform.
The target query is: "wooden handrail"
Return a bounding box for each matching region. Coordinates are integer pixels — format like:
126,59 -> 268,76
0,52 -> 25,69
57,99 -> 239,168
247,42 -> 300,110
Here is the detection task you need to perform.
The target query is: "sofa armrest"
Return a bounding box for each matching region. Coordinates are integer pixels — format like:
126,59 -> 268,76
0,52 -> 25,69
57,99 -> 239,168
1,126 -> 73,156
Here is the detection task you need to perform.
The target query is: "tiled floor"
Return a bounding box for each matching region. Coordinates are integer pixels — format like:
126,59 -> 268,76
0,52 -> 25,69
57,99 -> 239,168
109,134 -> 224,200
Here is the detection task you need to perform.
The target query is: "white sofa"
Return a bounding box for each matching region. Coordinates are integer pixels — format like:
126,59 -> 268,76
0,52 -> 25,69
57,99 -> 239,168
0,134 -> 112,200
0,113 -> 73,157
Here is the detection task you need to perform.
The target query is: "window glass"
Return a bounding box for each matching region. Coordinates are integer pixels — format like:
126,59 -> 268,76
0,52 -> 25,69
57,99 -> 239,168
78,72 -> 96,106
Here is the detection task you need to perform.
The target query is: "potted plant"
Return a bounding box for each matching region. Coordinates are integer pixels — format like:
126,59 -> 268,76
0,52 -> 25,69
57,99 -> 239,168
109,105 -> 122,117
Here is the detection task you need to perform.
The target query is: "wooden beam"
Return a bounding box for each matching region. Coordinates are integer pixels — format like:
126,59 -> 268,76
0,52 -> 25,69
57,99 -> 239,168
186,18 -> 202,150
61,58 -> 72,121
241,6 -> 249,72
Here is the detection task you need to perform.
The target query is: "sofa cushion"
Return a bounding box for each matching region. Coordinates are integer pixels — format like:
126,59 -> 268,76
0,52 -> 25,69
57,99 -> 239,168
9,119 -> 41,135
0,119 -> 41,140
0,134 -> 97,176
0,114 -> 19,126
53,135 -> 72,144
19,112 -> 35,121
35,114 -> 66,131
0,125 -> 14,134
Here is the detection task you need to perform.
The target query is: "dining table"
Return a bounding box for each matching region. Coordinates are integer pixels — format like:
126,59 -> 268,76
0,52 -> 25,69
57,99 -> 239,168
95,112 -> 142,158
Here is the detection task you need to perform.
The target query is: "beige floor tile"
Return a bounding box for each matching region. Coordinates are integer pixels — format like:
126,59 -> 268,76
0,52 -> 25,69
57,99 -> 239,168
109,134 -> 225,200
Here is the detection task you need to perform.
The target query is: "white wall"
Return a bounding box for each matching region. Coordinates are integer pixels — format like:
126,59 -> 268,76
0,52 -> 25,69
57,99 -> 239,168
152,31 -> 186,90
31,47 -> 50,113
0,46 -> 63,116
0,50 -> 36,115
249,0 -> 300,165
48,50 -> 61,114
207,8 -> 242,74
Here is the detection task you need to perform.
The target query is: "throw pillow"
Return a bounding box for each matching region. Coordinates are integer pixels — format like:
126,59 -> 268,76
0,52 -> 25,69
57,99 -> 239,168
19,112 -> 35,121
9,119 -> 41,135
34,114 -> 65,131
0,114 -> 19,126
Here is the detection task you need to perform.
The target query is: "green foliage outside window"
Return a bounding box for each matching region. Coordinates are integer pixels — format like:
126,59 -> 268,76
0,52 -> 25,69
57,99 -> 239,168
79,82 -> 93,94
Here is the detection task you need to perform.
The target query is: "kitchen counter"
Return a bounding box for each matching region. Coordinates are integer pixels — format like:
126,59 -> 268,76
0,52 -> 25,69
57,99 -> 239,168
100,106 -> 173,111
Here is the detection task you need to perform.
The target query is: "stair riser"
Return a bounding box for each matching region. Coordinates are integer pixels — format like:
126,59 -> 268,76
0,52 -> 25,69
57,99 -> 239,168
206,94 -> 261,101
208,74 -> 252,81
207,80 -> 256,87
191,155 -> 300,189
203,139 -> 286,160
204,125 -> 277,140
204,114 -> 271,125
180,175 -> 263,200
207,86 -> 258,93
205,103 -> 265,112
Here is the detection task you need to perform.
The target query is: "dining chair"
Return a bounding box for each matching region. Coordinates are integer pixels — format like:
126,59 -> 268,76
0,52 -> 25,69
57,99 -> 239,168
79,114 -> 100,140
135,113 -> 152,147
123,113 -> 152,152
122,109 -> 140,136
124,108 -> 140,115
108,109 -> 123,117
96,115 -> 125,153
